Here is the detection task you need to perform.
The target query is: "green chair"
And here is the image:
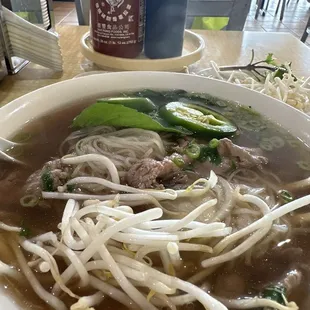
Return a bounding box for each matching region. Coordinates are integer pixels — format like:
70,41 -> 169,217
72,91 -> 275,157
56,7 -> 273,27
186,0 -> 251,31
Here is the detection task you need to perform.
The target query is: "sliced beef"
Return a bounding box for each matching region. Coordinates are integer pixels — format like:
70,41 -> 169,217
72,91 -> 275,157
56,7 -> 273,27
194,138 -> 268,178
218,138 -> 268,169
24,159 -> 70,196
126,156 -> 181,189
24,169 -> 42,196
126,138 -> 269,189
161,171 -> 189,190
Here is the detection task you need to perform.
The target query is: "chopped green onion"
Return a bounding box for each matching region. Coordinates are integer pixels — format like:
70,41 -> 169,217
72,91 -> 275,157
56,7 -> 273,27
279,190 -> 294,203
240,105 -> 260,116
67,184 -> 76,193
223,111 -> 234,117
6,145 -> 24,158
12,132 -> 32,143
270,136 -> 285,149
172,155 -> 185,168
41,169 -> 54,192
198,145 -> 222,166
209,138 -> 219,149
185,143 -> 201,159
297,161 -> 310,171
185,164 -> 194,172
230,160 -> 237,172
215,100 -> 227,107
19,227 -> 31,238
249,120 -> 262,128
287,139 -> 299,148
20,195 -> 39,207
260,139 -> 273,152
239,120 -> 248,127
262,285 -> 286,306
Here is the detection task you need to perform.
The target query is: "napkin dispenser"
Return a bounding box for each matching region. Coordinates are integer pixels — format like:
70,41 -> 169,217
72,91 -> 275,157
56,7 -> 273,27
0,38 -> 7,80
0,2 -> 27,74
0,0 -> 61,75
1,0 -> 54,30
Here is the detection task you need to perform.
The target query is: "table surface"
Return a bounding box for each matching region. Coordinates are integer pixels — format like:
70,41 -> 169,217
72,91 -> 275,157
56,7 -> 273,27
1,25 -> 310,107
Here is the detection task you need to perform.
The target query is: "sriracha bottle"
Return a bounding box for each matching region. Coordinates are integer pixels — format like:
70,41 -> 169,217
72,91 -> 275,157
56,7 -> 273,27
90,0 -> 145,58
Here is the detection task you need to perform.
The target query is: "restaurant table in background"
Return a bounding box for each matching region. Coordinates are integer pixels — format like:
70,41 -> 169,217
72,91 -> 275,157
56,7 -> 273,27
0,25 -> 310,107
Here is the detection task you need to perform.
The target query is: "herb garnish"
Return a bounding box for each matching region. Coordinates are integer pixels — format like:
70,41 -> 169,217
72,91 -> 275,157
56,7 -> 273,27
73,102 -> 191,135
218,50 -> 289,81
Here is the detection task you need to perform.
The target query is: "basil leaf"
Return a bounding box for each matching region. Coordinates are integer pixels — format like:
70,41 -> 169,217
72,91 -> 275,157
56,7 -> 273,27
72,103 -> 191,135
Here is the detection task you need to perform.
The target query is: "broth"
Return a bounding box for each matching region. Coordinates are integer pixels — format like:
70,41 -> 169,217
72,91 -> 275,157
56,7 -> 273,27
0,89 -> 310,310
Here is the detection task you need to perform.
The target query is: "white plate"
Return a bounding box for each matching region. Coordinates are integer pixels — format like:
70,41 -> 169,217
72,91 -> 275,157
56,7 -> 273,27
1,72 -> 310,309
80,30 -> 205,72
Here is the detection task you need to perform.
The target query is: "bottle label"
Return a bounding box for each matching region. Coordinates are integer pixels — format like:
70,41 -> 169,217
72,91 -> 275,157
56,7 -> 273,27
92,0 -> 144,46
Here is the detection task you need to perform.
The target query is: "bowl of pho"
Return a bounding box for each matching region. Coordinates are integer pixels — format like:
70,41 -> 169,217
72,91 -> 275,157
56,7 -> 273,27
0,71 -> 310,310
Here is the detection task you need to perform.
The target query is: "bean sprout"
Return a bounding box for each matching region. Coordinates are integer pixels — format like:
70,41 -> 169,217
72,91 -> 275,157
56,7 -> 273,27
199,61 -> 310,114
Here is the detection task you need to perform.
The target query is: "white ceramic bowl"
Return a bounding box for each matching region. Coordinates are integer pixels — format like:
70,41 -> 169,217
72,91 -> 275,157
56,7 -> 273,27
0,71 -> 310,309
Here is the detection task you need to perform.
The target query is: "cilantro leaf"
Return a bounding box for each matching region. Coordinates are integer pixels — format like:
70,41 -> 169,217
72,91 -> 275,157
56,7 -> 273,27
41,169 -> 54,192
198,145 -> 222,165
19,220 -> 31,238
19,227 -> 31,237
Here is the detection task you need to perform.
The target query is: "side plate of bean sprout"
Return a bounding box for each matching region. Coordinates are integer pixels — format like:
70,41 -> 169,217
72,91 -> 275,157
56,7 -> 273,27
197,60 -> 310,114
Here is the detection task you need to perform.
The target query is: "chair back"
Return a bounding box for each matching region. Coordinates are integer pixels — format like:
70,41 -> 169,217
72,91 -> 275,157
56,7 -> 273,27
301,14 -> 309,43
186,0 -> 251,30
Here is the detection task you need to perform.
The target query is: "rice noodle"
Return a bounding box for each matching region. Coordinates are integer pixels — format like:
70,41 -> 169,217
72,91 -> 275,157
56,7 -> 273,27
61,128 -> 166,180
62,154 -> 120,184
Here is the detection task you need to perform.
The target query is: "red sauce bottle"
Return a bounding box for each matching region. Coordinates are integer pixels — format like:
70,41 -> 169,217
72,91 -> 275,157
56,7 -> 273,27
90,0 -> 145,58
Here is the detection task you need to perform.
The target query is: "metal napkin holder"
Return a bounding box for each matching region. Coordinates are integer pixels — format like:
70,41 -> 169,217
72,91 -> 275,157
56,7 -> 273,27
0,0 -> 54,76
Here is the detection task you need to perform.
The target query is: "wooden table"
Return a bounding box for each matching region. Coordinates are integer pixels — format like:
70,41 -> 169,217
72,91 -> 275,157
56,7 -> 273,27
1,25 -> 310,107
